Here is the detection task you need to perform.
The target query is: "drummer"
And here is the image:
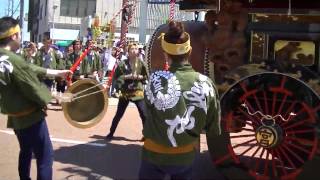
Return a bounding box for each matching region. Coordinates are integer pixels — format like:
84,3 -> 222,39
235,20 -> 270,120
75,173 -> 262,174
139,21 -> 221,179
0,16 -> 71,180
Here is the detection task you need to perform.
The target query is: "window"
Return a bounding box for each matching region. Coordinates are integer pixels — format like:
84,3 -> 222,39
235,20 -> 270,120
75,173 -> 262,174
60,0 -> 96,17
39,5 -> 43,20
79,0 -> 87,17
274,40 -> 315,66
60,0 -> 69,16
45,0 -> 48,16
87,0 -> 96,17
251,32 -> 266,63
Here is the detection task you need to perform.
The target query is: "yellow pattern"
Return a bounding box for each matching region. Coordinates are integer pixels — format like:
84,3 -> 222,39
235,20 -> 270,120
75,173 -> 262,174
144,138 -> 196,154
158,32 -> 191,55
0,25 -> 20,40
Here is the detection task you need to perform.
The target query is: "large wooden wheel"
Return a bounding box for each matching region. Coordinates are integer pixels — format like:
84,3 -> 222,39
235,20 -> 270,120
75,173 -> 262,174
207,72 -> 320,180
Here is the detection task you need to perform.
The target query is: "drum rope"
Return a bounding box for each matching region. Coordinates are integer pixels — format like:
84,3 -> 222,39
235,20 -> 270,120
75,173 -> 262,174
59,81 -> 107,102
72,81 -> 105,97
72,88 -> 106,101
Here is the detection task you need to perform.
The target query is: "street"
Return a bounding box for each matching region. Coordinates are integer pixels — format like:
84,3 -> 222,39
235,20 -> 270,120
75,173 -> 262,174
0,98 -> 224,180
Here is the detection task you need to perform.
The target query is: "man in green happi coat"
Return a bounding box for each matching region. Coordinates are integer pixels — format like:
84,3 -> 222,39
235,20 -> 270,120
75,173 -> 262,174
0,16 -> 71,180
80,39 -> 102,81
66,39 -> 102,82
139,21 -> 221,179
66,39 -> 84,82
34,37 -> 65,90
105,43 -> 149,141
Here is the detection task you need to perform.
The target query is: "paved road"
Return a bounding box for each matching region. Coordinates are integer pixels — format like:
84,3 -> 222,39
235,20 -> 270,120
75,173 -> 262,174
0,98 -> 225,180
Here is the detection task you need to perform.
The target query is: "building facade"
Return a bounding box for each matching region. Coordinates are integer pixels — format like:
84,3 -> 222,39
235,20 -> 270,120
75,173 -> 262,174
28,0 -> 194,44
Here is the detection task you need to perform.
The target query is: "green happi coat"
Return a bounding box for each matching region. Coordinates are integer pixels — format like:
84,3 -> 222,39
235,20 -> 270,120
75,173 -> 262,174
142,62 -> 221,166
34,48 -> 64,70
0,48 -> 51,130
80,50 -> 102,76
66,51 -> 83,77
21,49 -> 36,64
113,58 -> 149,101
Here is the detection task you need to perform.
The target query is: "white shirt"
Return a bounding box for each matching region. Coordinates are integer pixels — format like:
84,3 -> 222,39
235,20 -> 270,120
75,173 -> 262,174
103,50 -> 117,71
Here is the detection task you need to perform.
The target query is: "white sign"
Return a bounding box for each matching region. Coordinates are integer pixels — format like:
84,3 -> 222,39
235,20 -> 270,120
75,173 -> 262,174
50,28 -> 80,41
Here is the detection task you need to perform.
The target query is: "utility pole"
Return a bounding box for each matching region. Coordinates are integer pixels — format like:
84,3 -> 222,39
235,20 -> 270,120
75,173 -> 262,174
20,0 -> 24,42
139,0 -> 147,43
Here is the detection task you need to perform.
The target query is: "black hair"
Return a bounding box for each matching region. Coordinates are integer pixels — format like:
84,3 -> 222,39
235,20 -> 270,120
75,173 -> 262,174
72,39 -> 82,46
163,21 -> 190,61
0,16 -> 19,46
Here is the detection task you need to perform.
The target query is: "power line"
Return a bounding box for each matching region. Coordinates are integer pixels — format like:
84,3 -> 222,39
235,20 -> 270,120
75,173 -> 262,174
6,0 -> 13,16
12,1 -> 21,17
6,0 -> 21,17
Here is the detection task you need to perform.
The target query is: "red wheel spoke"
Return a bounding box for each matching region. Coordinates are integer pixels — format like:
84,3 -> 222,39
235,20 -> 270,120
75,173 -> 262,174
283,118 -> 311,130
240,127 -> 255,132
278,146 -> 296,169
239,143 -> 258,156
282,143 -> 306,164
228,121 -> 256,132
244,99 -> 260,117
272,92 -> 277,116
273,149 -> 288,175
213,154 -> 231,165
230,134 -> 256,139
290,107 -> 306,118
263,151 -> 270,176
251,146 -> 262,158
240,82 -> 248,92
284,141 -> 312,154
254,148 -> 266,173
283,100 -> 298,119
279,101 -> 301,125
286,137 -> 315,146
253,94 -> 265,117
263,91 -> 269,115
233,116 -> 256,128
270,150 -> 277,177
233,138 -> 257,149
238,108 -> 260,126
280,76 -> 286,88
217,73 -> 320,180
277,94 -> 288,117
286,128 -> 315,135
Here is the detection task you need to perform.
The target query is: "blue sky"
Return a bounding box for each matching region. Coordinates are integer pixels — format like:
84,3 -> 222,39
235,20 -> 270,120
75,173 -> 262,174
0,0 -> 29,18
0,0 -> 30,41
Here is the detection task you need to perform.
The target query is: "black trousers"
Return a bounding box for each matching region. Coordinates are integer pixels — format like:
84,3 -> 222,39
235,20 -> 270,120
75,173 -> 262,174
109,97 -> 146,136
14,119 -> 53,180
55,78 -> 66,93
43,79 -> 54,90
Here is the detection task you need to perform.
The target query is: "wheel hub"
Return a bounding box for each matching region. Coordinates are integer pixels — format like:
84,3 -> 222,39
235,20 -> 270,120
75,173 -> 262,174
255,125 -> 282,148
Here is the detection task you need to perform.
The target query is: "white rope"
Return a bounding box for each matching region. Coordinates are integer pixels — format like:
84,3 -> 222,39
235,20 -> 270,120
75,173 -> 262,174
72,89 -> 106,101
241,103 -> 296,126
72,81 -> 105,97
57,81 -> 106,103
